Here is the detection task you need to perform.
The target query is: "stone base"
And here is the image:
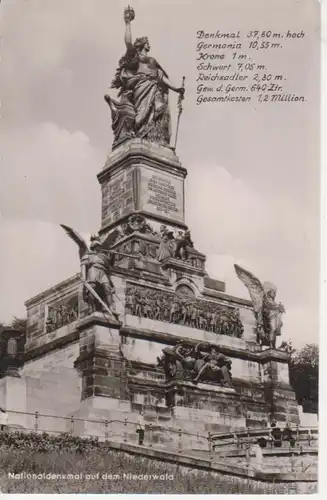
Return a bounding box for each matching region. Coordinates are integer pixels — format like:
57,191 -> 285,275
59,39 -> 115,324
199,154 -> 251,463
166,380 -> 246,433
298,405 -> 318,427
72,395 -> 132,439
74,312 -> 128,401
70,381 -> 247,448
0,376 -> 27,428
72,396 -> 175,447
264,384 -> 300,425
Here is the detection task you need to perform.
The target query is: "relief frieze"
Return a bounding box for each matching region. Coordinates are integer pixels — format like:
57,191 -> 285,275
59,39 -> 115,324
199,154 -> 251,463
125,284 -> 244,337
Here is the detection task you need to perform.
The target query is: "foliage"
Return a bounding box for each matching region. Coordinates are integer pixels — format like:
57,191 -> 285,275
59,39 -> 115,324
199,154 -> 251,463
279,340 -> 296,356
292,344 -> 318,368
0,317 -> 27,336
10,317 -> 27,335
290,344 -> 318,413
0,430 -> 302,494
280,342 -> 319,413
0,431 -> 101,454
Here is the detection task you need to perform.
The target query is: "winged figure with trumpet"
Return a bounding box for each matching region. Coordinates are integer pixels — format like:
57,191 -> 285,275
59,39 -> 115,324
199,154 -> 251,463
234,264 -> 285,348
61,225 -> 121,318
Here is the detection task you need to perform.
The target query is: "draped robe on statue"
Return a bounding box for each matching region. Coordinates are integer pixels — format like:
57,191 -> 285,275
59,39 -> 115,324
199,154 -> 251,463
261,293 -> 283,347
108,48 -> 171,146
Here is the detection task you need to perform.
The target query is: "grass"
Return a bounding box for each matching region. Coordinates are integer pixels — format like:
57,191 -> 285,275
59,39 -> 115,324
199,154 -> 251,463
0,448 -> 311,494
0,431 -> 316,494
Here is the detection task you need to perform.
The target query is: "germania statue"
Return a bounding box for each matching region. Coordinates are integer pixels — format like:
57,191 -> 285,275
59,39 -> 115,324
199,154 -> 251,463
105,6 -> 185,148
234,264 -> 286,349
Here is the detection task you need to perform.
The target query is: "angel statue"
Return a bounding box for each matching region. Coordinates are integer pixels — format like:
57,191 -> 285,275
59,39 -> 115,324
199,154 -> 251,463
234,264 -> 285,349
60,225 -> 120,319
105,5 -> 185,148
174,229 -> 194,260
157,225 -> 175,261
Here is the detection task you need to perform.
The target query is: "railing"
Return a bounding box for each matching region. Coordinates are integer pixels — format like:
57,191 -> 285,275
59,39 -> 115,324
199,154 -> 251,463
1,409 -> 209,451
0,408 -> 318,473
211,424 -> 318,452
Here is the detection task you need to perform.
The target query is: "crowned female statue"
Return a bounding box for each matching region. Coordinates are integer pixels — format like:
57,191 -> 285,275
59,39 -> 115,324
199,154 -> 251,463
105,6 -> 185,148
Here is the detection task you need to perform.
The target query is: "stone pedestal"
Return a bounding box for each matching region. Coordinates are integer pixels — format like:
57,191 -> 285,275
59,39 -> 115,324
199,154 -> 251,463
72,393 -> 132,439
0,328 -> 25,377
298,405 -> 318,426
74,312 -> 126,401
73,312 -> 131,435
259,349 -> 300,424
98,139 -> 187,235
22,137 -> 302,443
0,376 -> 27,428
167,380 -> 246,432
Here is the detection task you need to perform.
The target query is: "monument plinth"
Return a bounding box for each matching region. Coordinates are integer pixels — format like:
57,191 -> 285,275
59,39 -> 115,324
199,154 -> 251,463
98,139 -> 187,236
0,328 -> 27,429
0,328 -> 25,378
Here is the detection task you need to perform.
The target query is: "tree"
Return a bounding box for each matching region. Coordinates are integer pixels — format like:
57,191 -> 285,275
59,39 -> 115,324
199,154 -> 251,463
288,343 -> 319,413
279,340 -> 296,357
0,317 -> 27,342
11,317 -> 27,335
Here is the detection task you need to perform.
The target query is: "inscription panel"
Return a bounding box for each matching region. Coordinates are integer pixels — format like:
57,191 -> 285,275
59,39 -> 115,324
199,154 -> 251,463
102,169 -> 134,224
139,166 -> 184,222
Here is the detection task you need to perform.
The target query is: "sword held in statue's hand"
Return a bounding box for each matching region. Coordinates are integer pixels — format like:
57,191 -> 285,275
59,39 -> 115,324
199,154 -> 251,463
78,274 -> 118,319
173,76 -> 186,151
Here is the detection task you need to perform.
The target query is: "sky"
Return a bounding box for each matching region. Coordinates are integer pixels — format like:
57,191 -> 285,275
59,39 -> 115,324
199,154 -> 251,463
0,0 -> 320,347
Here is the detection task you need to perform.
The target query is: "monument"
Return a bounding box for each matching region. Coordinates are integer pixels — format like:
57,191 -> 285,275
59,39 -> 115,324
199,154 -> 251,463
1,7 -> 300,441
